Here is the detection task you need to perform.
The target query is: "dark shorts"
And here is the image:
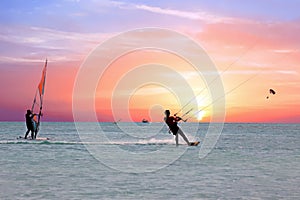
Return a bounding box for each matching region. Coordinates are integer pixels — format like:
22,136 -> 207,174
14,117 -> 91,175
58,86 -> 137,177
170,127 -> 179,135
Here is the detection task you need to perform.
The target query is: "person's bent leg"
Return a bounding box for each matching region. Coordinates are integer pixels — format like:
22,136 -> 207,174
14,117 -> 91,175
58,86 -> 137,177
175,133 -> 179,146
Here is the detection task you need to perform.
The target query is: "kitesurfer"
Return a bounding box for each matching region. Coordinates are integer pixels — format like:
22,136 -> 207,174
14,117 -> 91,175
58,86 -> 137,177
24,109 -> 36,139
164,110 -> 191,146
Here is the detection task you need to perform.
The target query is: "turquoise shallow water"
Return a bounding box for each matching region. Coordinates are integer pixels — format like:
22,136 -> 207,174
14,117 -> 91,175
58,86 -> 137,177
0,122 -> 299,199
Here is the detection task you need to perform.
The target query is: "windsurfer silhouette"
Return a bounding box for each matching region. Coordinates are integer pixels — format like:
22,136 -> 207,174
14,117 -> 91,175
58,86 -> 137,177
24,109 -> 37,139
164,110 -> 191,146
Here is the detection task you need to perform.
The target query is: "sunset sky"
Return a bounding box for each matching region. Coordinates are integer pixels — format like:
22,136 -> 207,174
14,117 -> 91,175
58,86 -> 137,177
1,0 -> 299,123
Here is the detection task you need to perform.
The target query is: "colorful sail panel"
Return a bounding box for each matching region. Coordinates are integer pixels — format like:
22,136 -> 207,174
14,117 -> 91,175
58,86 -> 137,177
38,60 -> 47,96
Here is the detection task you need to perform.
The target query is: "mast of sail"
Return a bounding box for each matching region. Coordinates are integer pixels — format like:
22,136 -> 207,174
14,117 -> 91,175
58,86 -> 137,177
31,90 -> 37,112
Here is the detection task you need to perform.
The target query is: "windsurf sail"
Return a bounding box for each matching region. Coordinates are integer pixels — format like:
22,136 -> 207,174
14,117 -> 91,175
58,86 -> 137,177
31,59 -> 47,137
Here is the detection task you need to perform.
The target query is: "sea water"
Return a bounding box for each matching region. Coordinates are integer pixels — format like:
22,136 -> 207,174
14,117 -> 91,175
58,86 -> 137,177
0,122 -> 299,199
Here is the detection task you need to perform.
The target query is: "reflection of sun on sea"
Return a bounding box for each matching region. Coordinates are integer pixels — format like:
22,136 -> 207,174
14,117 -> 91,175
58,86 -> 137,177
197,110 -> 205,121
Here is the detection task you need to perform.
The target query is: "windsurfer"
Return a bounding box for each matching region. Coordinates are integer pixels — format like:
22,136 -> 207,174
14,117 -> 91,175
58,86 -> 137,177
24,109 -> 37,139
164,110 -> 191,146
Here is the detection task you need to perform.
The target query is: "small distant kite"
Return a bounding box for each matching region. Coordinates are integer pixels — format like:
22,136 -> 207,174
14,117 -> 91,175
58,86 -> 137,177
266,89 -> 276,99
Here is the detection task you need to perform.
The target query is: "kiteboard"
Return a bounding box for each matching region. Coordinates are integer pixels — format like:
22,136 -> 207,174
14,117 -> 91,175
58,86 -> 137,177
190,141 -> 200,146
17,136 -> 50,141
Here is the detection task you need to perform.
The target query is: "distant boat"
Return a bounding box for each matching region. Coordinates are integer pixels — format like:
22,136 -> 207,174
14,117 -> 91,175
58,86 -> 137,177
142,119 -> 149,123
